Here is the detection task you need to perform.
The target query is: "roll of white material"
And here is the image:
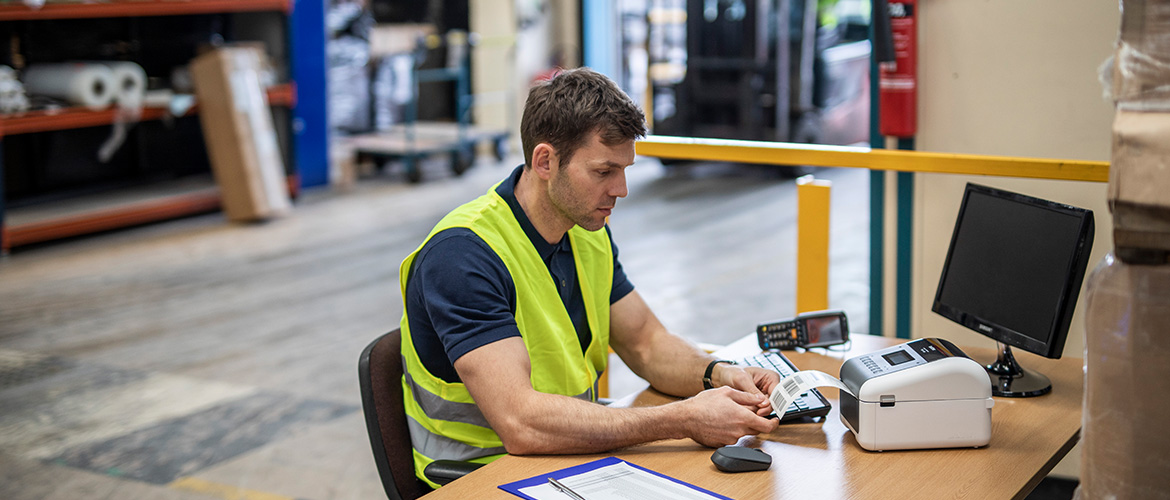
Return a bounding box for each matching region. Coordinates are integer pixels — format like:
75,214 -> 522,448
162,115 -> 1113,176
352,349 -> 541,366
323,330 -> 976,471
99,61 -> 147,107
0,65 -> 29,113
22,63 -> 115,109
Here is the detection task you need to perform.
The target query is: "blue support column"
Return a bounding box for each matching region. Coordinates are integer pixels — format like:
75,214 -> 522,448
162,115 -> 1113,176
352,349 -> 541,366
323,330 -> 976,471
582,0 -> 618,78
895,137 -> 915,339
868,5 -> 915,340
868,23 -> 884,337
290,0 -> 329,188
868,169 -> 884,336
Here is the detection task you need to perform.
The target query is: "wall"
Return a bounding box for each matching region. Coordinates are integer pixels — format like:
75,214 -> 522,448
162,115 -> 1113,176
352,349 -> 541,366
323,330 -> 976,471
470,0 -> 516,137
909,0 -> 1120,478
471,0 -> 578,155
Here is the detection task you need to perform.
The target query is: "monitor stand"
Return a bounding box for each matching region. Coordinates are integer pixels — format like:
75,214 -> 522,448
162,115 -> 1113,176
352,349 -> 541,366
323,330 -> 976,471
984,342 -> 1052,397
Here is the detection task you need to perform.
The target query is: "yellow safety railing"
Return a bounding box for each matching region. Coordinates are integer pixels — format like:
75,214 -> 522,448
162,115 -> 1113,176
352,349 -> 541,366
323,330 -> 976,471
639,135 -> 1110,317
636,136 -> 1110,182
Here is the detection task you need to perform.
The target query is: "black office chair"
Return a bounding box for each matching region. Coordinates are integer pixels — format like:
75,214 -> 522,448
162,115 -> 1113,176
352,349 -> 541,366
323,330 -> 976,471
359,329 -> 484,500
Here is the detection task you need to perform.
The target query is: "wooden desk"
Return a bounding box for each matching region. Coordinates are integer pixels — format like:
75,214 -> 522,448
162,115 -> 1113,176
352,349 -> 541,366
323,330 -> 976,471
422,334 -> 1083,499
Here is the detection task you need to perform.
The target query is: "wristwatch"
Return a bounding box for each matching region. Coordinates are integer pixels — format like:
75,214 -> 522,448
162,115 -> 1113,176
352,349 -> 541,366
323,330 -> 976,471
702,360 -> 736,390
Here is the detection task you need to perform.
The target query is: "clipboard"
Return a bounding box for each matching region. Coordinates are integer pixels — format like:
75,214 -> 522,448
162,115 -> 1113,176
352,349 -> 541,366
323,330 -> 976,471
498,456 -> 732,500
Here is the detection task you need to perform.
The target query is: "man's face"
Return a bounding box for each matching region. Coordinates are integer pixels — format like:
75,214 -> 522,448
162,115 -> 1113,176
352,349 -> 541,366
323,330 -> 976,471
548,132 -> 634,232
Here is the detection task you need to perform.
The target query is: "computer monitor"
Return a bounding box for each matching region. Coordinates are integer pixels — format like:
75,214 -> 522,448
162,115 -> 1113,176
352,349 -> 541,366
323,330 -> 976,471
932,183 -> 1094,397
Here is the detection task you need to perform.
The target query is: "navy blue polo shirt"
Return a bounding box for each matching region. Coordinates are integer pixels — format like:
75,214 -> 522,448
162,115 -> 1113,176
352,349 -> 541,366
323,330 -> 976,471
404,165 -> 635,383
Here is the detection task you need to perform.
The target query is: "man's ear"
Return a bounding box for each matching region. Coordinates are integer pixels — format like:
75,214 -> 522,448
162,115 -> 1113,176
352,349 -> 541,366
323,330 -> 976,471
530,143 -> 557,181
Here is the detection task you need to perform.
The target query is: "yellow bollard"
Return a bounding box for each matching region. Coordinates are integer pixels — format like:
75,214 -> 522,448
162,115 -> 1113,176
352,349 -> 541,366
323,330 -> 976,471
597,347 -> 614,400
797,176 -> 831,314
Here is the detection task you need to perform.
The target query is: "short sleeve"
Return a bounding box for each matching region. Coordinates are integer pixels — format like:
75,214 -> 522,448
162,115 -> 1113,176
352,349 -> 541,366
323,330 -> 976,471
405,229 -> 522,381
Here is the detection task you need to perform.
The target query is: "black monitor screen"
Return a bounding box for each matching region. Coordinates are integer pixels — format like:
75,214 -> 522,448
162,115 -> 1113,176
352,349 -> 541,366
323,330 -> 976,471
932,183 -> 1094,359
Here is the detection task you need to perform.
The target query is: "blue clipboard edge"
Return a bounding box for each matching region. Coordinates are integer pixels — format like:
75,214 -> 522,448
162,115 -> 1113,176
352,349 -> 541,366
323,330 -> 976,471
497,456 -> 732,500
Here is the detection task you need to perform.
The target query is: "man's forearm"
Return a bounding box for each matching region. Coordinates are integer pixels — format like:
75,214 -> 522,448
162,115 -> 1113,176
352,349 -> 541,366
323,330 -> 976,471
497,385 -> 776,454
457,329 -> 776,457
623,334 -> 714,397
499,394 -> 687,455
608,291 -> 718,397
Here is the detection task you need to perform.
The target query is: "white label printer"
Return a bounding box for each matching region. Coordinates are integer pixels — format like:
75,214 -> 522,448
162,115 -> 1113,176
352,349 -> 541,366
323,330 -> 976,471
839,338 -> 995,451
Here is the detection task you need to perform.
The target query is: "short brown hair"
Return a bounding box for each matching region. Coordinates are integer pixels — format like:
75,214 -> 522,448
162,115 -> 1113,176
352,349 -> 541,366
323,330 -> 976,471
520,67 -> 647,168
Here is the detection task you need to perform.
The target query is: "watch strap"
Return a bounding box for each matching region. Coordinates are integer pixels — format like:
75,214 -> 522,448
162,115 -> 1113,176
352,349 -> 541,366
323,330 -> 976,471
702,360 -> 735,390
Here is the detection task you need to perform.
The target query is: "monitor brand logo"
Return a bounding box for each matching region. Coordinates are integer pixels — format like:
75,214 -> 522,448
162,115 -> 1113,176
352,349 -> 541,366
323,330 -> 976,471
978,324 -> 993,333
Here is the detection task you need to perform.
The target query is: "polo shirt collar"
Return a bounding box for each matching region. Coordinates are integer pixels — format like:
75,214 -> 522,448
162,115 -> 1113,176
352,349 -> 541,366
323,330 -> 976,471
496,165 -> 569,262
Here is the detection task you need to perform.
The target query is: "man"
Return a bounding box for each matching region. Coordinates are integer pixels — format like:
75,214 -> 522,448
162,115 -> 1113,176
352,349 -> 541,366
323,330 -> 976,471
399,67 -> 780,487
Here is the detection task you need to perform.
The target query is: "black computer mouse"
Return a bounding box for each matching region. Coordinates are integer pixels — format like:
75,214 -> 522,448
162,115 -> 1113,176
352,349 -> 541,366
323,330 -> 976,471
711,446 -> 772,473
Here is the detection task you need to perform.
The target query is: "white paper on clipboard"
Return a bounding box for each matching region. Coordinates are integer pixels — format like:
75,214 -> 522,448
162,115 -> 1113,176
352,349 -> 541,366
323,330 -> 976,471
501,457 -> 731,500
517,460 -> 722,500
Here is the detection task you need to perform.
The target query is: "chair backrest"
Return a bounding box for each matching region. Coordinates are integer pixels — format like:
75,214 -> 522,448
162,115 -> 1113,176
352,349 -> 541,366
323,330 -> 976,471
359,329 -> 429,500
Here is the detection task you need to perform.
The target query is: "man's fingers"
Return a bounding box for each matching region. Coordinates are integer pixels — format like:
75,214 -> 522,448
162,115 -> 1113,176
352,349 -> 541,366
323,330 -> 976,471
736,373 -> 765,395
751,414 -> 780,434
726,387 -> 767,406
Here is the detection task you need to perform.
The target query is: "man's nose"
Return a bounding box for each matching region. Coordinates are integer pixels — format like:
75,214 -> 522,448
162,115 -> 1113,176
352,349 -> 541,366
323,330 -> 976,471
611,170 -> 629,198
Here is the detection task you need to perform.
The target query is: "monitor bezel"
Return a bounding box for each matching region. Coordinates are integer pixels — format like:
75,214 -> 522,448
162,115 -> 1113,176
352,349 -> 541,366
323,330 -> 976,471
931,183 -> 1094,360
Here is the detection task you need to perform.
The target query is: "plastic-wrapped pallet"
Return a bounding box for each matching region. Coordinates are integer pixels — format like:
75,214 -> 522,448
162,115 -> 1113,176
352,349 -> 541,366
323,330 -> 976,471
1080,1 -> 1170,498
1081,256 -> 1170,499
327,35 -> 371,133
372,53 -> 412,131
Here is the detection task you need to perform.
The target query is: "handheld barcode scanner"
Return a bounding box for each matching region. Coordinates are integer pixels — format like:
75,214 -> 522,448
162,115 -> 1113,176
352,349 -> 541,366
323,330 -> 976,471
838,338 -> 995,451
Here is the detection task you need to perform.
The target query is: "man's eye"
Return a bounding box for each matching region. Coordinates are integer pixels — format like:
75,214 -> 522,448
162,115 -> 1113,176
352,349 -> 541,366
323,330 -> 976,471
596,170 -> 611,177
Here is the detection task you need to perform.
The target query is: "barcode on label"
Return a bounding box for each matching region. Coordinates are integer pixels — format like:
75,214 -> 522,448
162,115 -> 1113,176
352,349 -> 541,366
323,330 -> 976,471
782,377 -> 799,395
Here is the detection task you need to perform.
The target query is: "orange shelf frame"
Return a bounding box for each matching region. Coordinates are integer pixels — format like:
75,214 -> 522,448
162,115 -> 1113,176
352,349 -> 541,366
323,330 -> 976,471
3,176 -> 300,250
4,189 -> 224,248
1,82 -> 299,251
0,0 -> 291,21
0,83 -> 296,136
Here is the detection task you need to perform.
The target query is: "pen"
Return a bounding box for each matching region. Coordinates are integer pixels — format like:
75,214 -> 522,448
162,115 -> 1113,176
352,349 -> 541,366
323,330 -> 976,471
548,477 -> 587,500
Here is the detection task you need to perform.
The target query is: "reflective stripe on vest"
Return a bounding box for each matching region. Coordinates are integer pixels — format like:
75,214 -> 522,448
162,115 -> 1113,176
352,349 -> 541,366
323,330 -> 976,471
398,180 -> 613,488
403,362 -> 597,431
403,366 -> 596,461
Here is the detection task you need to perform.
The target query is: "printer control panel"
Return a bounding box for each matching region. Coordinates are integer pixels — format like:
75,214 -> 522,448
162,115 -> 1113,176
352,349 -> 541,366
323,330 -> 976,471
854,338 -> 967,376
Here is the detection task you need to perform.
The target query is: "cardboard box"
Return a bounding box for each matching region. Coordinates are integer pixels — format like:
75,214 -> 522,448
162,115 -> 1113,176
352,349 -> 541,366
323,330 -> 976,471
329,139 -> 359,191
196,42 -> 279,87
368,23 -> 435,57
1109,110 -> 1170,255
1108,0 -> 1170,258
189,48 -> 291,222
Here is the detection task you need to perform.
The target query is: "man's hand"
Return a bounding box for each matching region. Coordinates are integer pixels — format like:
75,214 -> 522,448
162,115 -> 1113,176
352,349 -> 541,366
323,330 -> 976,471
713,364 -> 782,417
678,387 -> 780,447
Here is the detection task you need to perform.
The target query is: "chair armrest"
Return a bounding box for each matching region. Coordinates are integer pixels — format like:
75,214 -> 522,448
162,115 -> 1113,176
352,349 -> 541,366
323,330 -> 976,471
423,460 -> 486,486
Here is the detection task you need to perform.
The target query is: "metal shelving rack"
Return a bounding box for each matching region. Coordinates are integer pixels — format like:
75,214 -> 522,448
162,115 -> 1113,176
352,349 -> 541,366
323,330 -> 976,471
0,0 -> 304,252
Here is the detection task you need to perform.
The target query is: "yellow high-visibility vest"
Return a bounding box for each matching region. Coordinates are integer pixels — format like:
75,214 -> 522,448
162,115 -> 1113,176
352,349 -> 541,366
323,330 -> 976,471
398,180 -> 612,488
